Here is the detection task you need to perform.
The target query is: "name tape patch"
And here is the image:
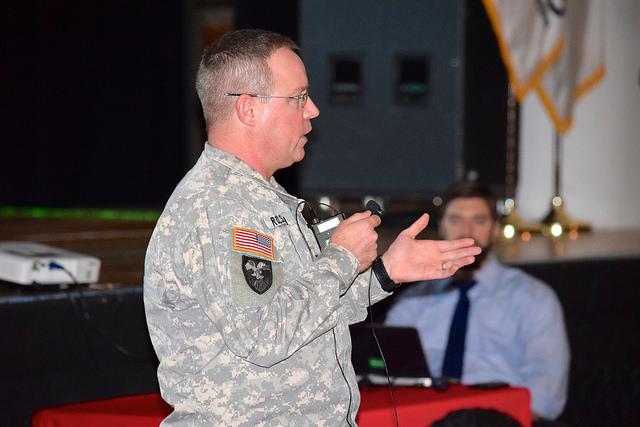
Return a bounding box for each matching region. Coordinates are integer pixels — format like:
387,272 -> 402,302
263,211 -> 294,229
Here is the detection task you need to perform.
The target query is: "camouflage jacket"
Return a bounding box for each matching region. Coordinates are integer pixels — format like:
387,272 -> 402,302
144,144 -> 390,426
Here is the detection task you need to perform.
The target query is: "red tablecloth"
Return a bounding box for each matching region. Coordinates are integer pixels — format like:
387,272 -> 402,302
32,385 -> 530,427
357,384 -> 531,426
31,393 -> 170,427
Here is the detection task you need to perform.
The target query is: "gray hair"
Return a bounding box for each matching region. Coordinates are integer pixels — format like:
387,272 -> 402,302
195,29 -> 298,129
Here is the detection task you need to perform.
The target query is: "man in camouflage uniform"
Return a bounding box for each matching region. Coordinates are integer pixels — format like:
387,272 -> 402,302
144,29 -> 480,426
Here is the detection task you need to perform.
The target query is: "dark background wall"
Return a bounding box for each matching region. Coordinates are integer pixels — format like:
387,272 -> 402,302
2,1 -> 185,208
2,0 -> 509,210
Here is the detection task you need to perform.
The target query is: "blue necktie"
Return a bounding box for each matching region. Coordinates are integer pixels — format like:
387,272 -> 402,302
441,280 -> 477,379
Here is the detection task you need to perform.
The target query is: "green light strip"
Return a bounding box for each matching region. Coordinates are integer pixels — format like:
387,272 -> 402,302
368,357 -> 386,369
0,206 -> 160,221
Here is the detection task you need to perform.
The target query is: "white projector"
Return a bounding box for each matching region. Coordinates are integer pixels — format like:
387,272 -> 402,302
0,241 -> 101,285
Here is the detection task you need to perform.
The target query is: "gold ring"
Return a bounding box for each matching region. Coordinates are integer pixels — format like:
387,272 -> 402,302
441,262 -> 446,270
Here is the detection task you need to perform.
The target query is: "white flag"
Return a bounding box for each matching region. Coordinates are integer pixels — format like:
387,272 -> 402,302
483,0 -> 605,133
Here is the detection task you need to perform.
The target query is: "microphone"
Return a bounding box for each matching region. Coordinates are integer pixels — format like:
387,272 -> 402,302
365,200 -> 384,217
310,200 -> 382,252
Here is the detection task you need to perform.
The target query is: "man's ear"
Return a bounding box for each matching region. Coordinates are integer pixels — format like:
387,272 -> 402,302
235,94 -> 256,126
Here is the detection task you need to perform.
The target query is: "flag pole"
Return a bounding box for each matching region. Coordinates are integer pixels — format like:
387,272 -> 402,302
541,129 -> 591,236
554,130 -> 561,197
499,86 -> 541,240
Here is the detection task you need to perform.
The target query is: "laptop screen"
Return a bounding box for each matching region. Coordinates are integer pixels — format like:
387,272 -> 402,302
350,324 -> 432,385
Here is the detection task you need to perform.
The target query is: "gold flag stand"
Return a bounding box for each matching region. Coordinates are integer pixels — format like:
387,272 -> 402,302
540,131 -> 591,238
499,87 -> 542,240
500,198 -> 542,240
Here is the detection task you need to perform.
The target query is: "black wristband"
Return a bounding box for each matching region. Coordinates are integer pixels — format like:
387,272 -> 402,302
372,256 -> 398,293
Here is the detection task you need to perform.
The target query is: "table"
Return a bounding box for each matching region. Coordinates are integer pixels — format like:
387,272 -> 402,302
32,385 -> 530,427
357,384 -> 531,426
31,394 -> 170,427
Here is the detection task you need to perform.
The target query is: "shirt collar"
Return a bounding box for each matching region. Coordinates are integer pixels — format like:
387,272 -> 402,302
468,254 -> 503,295
202,143 -> 294,199
203,143 -> 269,183
439,254 -> 502,293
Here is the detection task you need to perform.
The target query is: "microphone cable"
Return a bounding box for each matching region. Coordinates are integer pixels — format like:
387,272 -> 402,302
296,198 -> 397,425
295,200 -> 317,260
367,267 -> 400,427
295,199 -> 354,426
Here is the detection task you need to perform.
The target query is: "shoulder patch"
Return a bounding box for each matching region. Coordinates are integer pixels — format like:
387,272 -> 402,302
233,227 -> 274,259
242,255 -> 273,294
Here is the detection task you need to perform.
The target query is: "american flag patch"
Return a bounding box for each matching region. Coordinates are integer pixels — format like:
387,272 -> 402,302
233,227 -> 274,259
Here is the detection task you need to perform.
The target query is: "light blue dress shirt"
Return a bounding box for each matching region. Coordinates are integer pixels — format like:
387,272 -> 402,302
385,255 -> 570,420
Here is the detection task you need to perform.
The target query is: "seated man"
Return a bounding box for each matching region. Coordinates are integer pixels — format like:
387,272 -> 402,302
385,181 -> 570,423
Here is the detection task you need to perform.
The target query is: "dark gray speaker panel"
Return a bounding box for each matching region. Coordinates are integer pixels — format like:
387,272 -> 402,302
299,0 -> 464,198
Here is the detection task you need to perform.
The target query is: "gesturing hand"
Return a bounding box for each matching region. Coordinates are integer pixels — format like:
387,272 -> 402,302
381,213 -> 481,283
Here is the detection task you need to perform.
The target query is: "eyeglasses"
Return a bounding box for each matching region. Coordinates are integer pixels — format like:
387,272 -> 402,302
224,92 -> 309,109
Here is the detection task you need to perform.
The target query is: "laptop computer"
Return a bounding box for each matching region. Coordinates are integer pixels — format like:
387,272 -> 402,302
350,323 -> 433,387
